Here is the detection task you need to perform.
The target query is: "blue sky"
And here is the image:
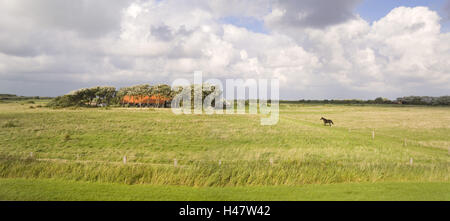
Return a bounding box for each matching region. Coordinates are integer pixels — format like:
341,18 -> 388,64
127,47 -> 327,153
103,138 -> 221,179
220,16 -> 269,34
356,0 -> 450,31
224,0 -> 450,33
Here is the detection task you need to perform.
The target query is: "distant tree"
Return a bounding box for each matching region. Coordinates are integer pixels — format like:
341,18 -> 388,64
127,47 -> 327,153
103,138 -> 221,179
396,96 -> 450,105
117,86 -> 132,106
154,84 -> 173,107
374,97 -> 391,104
129,84 -> 151,107
47,94 -> 79,108
95,86 -> 116,105
436,96 -> 450,105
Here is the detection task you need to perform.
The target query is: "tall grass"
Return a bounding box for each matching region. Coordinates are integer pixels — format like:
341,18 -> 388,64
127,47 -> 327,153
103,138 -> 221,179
2,120 -> 18,128
0,102 -> 448,186
0,155 -> 447,186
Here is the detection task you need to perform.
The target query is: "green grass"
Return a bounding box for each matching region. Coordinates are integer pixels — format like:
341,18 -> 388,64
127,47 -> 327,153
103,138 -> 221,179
0,101 -> 449,200
0,178 -> 448,201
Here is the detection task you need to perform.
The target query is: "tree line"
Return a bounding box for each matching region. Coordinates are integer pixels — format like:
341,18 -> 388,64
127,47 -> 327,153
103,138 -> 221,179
47,85 -> 450,108
47,84 -> 219,108
291,96 -> 450,106
0,94 -> 52,101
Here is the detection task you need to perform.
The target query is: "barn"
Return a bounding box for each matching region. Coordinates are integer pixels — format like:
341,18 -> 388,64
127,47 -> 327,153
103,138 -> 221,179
121,95 -> 172,108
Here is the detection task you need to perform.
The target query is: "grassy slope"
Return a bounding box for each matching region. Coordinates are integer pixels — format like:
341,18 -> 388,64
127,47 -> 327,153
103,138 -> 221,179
0,178 -> 448,201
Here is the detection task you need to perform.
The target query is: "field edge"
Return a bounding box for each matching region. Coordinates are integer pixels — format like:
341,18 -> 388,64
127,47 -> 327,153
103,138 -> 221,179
0,178 -> 449,201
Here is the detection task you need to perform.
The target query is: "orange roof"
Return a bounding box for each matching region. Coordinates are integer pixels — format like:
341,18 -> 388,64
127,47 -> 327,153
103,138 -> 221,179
122,95 -> 171,104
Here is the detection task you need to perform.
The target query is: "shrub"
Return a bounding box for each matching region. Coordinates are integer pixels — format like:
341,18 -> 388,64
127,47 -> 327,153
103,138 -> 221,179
2,121 -> 18,128
63,134 -> 71,142
396,96 -> 450,105
47,95 -> 81,108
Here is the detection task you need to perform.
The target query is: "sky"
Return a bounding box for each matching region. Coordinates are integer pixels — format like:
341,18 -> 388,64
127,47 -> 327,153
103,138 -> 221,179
0,0 -> 449,100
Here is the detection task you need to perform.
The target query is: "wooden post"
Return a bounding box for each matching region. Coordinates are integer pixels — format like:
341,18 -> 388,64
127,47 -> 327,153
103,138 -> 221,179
30,152 -> 33,158
174,158 -> 178,167
269,158 -> 274,166
372,130 -> 375,139
219,160 -> 222,166
123,155 -> 127,164
410,158 -> 413,166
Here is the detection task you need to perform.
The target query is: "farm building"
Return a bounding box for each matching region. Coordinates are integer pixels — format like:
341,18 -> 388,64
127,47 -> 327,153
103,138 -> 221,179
121,95 -> 172,107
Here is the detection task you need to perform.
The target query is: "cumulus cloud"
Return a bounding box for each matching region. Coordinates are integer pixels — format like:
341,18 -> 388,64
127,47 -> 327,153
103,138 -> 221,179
265,0 -> 362,29
444,0 -> 450,19
0,0 -> 133,37
0,0 -> 449,99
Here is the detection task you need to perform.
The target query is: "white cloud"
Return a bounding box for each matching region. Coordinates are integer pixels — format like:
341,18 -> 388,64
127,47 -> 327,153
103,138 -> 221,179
265,0 -> 362,29
0,0 -> 448,99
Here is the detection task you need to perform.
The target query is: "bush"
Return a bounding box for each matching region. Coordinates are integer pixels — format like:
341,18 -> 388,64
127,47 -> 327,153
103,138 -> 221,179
2,121 -> 18,128
47,95 -> 82,108
396,96 -> 450,105
63,134 -> 71,142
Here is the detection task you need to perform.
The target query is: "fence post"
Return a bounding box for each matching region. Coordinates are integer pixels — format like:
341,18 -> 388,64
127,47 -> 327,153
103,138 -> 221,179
410,157 -> 413,166
30,152 -> 33,158
269,158 -> 274,166
174,158 -> 178,167
372,129 -> 375,139
219,160 -> 222,166
123,156 -> 127,164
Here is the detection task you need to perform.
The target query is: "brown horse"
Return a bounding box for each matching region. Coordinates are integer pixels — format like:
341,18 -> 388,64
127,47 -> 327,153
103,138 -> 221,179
320,117 -> 334,126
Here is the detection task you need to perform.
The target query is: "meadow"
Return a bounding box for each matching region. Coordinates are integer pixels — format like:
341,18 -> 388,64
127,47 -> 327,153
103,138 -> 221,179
0,100 -> 448,200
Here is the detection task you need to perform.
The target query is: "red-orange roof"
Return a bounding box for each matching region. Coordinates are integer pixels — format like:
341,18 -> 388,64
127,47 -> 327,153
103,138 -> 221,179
122,95 -> 171,104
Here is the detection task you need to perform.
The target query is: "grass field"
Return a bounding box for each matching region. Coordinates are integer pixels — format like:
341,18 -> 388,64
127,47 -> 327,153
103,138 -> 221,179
0,100 -> 449,200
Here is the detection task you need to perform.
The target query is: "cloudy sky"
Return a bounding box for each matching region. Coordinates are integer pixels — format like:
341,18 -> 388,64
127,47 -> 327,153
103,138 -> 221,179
0,0 -> 449,99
